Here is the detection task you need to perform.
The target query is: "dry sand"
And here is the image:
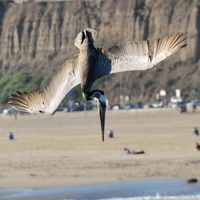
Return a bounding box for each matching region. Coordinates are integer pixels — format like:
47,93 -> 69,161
0,108 -> 200,189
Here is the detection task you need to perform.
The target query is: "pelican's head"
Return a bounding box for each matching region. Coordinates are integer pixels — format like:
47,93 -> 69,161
74,28 -> 97,50
81,29 -> 96,48
85,90 -> 106,141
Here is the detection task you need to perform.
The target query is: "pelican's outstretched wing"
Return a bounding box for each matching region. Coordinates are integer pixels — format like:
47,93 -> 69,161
9,55 -> 80,115
97,33 -> 187,76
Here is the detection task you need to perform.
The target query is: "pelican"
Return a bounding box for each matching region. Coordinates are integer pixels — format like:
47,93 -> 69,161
9,28 -> 187,141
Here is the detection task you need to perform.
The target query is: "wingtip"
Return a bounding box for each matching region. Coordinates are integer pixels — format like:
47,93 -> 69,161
8,91 -> 29,113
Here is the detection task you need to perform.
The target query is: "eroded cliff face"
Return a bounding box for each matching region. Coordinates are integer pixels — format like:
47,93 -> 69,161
0,0 -> 200,103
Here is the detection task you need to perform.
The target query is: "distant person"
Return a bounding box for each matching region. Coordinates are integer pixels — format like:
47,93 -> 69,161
193,104 -> 196,113
132,150 -> 145,154
8,132 -> 14,140
124,148 -> 132,154
180,104 -> 187,113
107,130 -> 114,138
193,127 -> 199,136
14,112 -> 17,120
124,148 -> 145,155
195,143 -> 200,151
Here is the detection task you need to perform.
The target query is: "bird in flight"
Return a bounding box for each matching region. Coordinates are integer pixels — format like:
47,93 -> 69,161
9,28 -> 187,141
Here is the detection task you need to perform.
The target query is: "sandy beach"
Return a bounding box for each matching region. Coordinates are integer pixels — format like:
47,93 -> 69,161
0,108 -> 200,189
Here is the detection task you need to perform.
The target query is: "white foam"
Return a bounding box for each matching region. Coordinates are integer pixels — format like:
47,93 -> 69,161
97,195 -> 200,200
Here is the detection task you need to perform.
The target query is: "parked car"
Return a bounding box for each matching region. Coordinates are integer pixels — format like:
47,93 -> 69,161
0,108 -> 4,113
168,103 -> 178,108
56,106 -> 69,112
69,103 -> 84,112
133,102 -> 143,108
110,104 -> 121,110
170,96 -> 182,103
186,99 -> 200,107
2,107 -> 15,114
151,101 -> 163,108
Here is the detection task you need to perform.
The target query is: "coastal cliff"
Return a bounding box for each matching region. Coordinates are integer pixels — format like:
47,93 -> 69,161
0,0 -> 200,103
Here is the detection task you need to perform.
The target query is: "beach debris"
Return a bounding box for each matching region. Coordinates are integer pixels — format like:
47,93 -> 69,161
29,173 -> 37,177
187,178 -> 198,183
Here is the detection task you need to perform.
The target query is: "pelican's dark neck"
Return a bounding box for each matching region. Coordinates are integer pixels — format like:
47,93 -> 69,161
82,90 -> 104,101
80,41 -> 95,54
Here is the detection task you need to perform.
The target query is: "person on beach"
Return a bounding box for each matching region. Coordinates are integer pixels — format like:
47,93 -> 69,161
193,103 -> 196,113
179,103 -> 187,113
124,148 -> 145,155
8,132 -> 14,140
195,143 -> 200,151
107,130 -> 114,138
193,127 -> 199,136
124,148 -> 132,154
132,150 -> 145,154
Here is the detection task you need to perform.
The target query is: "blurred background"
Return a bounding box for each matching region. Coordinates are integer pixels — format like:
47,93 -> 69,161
0,0 -> 199,113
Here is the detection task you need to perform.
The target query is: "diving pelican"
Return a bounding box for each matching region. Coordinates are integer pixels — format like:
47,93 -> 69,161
9,28 -> 187,141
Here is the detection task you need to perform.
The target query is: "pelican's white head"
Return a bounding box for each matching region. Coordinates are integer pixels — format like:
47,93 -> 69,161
74,28 -> 97,49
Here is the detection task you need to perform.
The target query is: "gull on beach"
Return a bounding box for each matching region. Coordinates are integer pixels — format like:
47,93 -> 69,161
9,28 -> 187,141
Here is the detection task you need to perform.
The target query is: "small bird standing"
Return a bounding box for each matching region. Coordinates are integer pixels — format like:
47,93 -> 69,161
9,28 -> 187,141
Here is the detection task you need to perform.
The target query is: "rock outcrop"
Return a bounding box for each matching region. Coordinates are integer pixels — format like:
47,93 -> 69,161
0,0 -> 200,103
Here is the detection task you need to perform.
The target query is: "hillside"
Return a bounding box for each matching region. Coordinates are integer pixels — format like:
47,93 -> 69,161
0,0 -> 200,105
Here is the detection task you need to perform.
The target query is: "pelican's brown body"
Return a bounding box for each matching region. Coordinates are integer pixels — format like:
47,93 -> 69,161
77,31 -> 98,99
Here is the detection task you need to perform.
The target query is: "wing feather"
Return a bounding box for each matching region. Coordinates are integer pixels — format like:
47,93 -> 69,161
101,40 -> 151,74
152,33 -> 187,66
99,33 -> 186,75
9,55 -> 80,115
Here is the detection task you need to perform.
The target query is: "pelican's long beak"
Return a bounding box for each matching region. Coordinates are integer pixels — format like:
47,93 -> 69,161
87,90 -> 106,141
98,99 -> 106,141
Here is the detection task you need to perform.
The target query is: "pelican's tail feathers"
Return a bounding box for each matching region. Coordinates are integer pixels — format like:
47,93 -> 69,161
74,28 -> 97,49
